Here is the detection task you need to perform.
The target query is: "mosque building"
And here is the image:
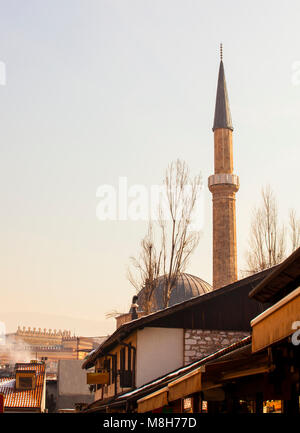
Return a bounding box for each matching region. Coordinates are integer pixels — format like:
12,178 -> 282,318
117,44 -> 239,323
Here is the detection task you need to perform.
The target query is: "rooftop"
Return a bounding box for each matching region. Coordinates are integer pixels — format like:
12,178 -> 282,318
249,247 -> 300,303
137,273 -> 212,313
83,266 -> 274,369
82,335 -> 252,412
0,362 -> 45,409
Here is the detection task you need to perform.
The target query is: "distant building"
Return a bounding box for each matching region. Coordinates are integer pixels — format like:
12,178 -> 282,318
0,327 -> 108,379
46,360 -> 94,412
0,361 -> 46,413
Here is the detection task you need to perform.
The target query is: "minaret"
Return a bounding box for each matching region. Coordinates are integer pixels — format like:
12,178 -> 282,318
208,45 -> 239,289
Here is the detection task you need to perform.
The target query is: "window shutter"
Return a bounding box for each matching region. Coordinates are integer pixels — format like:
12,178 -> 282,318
127,346 -> 132,370
120,348 -> 125,371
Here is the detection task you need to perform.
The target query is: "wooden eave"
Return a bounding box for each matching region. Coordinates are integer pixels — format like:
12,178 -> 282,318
249,247 -> 300,303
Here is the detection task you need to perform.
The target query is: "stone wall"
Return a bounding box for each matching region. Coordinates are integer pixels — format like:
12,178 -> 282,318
184,329 -> 249,365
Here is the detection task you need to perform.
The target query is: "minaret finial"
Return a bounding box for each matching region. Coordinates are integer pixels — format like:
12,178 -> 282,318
220,43 -> 223,61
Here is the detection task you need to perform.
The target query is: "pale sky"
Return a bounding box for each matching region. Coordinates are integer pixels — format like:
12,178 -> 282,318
1,0 -> 300,336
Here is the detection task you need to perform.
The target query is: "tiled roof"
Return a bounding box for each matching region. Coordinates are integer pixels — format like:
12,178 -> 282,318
0,363 -> 45,409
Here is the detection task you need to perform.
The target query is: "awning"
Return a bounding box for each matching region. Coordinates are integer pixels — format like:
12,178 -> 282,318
168,368 -> 202,402
251,286 -> 300,352
137,387 -> 168,413
137,369 -> 202,412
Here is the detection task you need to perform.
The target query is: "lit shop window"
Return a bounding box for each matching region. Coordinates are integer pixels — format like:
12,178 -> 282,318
263,400 -> 283,413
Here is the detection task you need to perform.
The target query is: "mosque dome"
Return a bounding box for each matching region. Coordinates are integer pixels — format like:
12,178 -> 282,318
136,273 -> 212,313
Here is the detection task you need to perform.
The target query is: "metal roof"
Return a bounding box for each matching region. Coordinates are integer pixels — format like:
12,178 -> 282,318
213,60 -> 233,131
137,273 -> 212,313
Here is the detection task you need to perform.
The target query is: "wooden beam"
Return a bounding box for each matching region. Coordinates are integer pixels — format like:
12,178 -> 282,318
221,365 -> 270,381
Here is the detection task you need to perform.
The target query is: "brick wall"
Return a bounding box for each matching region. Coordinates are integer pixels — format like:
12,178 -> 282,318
115,312 -> 145,329
184,329 -> 249,365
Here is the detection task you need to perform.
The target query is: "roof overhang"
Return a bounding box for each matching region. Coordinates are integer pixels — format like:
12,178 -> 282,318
251,286 -> 300,353
136,368 -> 203,413
168,368 -> 202,402
137,387 -> 168,413
249,247 -> 300,303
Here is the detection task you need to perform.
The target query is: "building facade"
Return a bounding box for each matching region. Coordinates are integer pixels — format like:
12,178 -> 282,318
0,327 -> 106,380
81,268 -> 271,411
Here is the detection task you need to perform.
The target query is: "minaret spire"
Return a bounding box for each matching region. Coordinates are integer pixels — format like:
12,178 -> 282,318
213,44 -> 233,132
208,47 -> 239,290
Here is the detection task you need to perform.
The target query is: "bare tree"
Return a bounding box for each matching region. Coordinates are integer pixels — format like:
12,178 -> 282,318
128,159 -> 202,311
105,309 -> 123,319
159,160 -> 202,308
246,185 -> 286,274
289,209 -> 300,251
127,223 -> 162,314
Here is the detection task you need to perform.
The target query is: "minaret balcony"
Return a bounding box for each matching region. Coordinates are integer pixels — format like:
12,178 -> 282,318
208,173 -> 239,192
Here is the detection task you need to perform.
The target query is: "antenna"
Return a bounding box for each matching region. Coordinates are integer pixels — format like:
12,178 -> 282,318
220,43 -> 223,61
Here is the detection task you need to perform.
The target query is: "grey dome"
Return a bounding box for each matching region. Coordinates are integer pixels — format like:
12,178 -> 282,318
136,273 -> 212,313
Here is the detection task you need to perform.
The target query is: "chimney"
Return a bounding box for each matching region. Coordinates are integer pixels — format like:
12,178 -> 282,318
131,296 -> 139,320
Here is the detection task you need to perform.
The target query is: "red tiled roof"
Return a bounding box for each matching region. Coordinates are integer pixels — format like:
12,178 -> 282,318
0,363 -> 45,409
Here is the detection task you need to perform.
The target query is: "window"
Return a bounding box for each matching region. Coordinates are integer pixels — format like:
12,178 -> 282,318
96,368 -> 102,390
103,358 -> 110,372
120,348 -> 125,371
127,346 -> 131,370
120,370 -> 133,388
16,371 -> 36,390
112,356 -> 117,384
19,376 -> 33,389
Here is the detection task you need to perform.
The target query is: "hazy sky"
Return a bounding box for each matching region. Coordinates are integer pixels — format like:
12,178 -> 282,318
1,0 -> 300,336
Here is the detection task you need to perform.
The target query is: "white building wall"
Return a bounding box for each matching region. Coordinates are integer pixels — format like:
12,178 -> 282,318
136,327 -> 184,388
41,373 -> 46,412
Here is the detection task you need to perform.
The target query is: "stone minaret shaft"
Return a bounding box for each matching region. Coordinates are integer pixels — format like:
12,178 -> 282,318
208,54 -> 239,290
